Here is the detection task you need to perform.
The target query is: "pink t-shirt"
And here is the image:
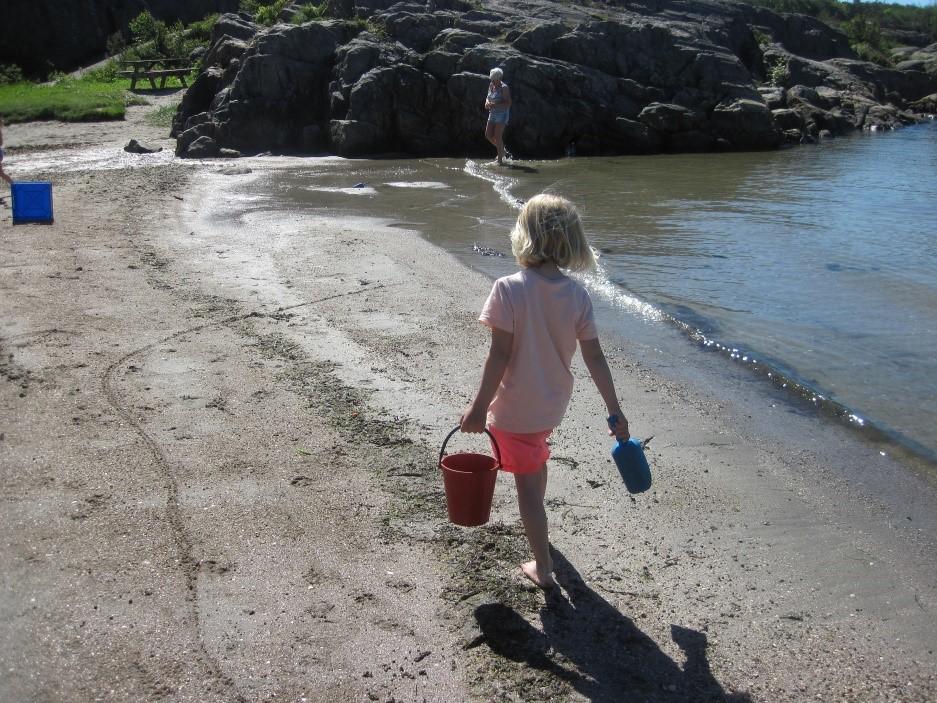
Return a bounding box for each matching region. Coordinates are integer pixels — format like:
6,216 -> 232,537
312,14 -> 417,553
479,268 -> 598,433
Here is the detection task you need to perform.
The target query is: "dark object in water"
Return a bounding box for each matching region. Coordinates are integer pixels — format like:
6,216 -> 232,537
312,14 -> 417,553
473,243 -> 505,257
353,182 -> 367,188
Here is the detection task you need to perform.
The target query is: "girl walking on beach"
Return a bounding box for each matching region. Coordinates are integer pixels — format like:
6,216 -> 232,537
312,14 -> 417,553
460,194 -> 630,588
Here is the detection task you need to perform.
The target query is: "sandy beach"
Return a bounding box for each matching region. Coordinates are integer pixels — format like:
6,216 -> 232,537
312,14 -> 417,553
2,98 -> 936,702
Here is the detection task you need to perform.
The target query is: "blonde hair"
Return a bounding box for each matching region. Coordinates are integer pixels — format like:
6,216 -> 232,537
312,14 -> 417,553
489,67 -> 503,81
510,194 -> 596,271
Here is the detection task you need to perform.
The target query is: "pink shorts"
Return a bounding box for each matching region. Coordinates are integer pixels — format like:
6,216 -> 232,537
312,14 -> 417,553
488,426 -> 551,474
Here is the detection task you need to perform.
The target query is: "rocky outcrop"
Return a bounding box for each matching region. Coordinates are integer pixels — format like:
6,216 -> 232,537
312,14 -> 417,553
892,42 -> 937,78
1,1 -> 241,76
172,0 -> 937,159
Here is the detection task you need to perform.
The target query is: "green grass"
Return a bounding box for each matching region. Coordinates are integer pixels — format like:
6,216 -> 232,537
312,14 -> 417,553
143,102 -> 179,128
0,78 -> 128,122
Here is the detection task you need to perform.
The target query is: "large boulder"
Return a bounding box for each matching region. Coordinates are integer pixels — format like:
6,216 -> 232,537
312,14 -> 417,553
171,67 -> 226,137
210,12 -> 259,43
180,21 -> 345,154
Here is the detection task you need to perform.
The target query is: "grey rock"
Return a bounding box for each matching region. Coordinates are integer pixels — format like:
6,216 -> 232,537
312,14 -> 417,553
432,28 -> 488,54
638,103 -> 700,133
186,135 -> 221,158
176,122 -> 217,157
422,51 -> 460,81
184,111 -> 213,131
330,119 -> 384,156
669,130 -> 714,153
613,117 -> 660,154
203,36 -> 250,69
380,9 -> 453,53
710,97 -> 780,149
211,12 -> 260,44
910,93 -> 937,113
124,139 -> 162,154
171,67 -> 225,137
511,22 -> 568,57
772,108 -> 803,131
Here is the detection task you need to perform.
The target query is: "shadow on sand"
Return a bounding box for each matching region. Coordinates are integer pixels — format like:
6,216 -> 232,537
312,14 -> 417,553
474,549 -> 751,702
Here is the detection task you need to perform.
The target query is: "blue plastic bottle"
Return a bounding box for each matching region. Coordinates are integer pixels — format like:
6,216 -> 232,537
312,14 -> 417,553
607,415 -> 652,494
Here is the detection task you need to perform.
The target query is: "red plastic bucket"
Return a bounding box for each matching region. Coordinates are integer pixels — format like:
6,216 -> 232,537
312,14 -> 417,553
438,426 -> 501,527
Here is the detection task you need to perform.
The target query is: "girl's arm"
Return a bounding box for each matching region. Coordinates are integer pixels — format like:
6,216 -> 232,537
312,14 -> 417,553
580,337 -> 630,440
461,327 -> 513,433
500,85 -> 512,109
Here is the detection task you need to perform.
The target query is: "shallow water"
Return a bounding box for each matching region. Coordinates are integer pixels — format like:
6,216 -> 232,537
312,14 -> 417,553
257,123 -> 937,467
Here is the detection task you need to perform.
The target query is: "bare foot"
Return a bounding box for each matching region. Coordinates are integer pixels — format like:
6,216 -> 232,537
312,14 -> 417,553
521,560 -> 556,589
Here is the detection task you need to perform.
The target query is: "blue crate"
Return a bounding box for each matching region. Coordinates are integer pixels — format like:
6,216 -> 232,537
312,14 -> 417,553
12,181 -> 54,224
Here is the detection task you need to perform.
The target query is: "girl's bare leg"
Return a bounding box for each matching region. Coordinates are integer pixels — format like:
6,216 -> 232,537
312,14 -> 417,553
514,465 -> 555,588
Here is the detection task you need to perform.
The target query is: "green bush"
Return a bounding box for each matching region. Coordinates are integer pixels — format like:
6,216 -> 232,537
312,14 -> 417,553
0,64 -> 25,85
846,16 -> 882,48
768,57 -> 790,86
187,14 -> 219,41
129,10 -> 161,44
82,60 -> 122,83
144,102 -> 180,127
852,42 -> 893,67
255,0 -> 291,26
121,11 -> 212,62
293,2 -> 330,23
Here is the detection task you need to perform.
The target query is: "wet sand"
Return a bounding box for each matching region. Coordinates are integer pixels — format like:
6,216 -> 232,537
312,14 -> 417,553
1,101 -> 936,702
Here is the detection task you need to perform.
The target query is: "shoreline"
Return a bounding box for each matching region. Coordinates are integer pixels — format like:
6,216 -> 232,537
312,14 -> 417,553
2,111 -> 937,701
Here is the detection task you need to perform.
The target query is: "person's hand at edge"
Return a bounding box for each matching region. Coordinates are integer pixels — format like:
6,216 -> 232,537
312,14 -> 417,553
607,411 -> 630,441
460,405 -> 487,434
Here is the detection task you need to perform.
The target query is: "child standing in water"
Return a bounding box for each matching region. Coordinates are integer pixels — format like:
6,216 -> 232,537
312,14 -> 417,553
460,194 -> 630,588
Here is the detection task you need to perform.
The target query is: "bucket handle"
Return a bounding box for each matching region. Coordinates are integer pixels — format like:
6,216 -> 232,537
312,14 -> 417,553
439,426 -> 502,469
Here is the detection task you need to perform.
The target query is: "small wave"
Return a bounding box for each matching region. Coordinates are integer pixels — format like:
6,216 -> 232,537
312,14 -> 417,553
384,181 -> 449,189
579,262 -> 665,323
306,185 -> 377,195
463,159 -> 522,210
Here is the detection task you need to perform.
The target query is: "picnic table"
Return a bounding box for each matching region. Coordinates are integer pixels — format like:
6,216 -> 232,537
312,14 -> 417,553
118,58 -> 193,90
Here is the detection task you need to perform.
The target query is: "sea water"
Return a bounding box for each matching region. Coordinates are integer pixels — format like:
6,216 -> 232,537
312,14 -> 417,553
250,122 -> 937,469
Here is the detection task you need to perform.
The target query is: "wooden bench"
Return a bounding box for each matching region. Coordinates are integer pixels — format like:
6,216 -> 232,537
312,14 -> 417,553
118,59 -> 193,90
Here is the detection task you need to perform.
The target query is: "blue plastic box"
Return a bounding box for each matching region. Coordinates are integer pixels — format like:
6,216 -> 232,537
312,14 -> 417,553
12,182 -> 54,224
